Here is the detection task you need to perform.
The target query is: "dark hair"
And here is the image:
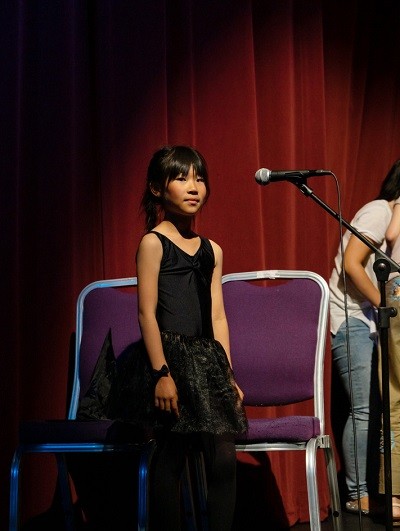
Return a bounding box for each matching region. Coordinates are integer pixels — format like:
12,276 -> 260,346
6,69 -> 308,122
141,145 -> 210,231
376,159 -> 400,201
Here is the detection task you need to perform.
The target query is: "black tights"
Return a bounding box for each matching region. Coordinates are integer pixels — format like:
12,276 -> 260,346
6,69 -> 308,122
151,432 -> 237,531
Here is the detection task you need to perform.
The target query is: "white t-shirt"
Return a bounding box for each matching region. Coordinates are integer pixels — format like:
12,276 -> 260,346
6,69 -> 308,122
387,230 -> 400,280
329,199 -> 392,335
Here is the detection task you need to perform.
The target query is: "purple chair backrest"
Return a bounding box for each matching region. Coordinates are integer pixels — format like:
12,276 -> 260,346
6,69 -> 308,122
79,287 -> 141,398
223,279 -> 321,406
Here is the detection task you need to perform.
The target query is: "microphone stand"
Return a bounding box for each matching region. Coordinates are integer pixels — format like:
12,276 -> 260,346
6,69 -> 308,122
293,178 -> 399,531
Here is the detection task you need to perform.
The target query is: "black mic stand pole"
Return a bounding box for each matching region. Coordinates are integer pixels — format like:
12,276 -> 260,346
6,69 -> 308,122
293,178 -> 399,531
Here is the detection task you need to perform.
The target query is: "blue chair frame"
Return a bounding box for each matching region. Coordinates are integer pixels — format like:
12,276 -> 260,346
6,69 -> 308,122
9,277 -> 156,531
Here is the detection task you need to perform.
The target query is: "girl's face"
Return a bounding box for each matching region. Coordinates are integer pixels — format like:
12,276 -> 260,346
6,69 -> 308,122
162,165 -> 207,217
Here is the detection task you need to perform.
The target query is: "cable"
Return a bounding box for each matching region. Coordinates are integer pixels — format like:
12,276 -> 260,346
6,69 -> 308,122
334,174 -> 364,529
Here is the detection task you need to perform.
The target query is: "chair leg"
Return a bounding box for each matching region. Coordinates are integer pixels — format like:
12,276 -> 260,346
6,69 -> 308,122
181,457 -> 199,531
305,438 -> 321,531
9,447 -> 23,531
181,450 -> 209,531
191,451 -> 208,530
323,442 -> 343,531
55,454 -> 75,531
137,440 -> 157,531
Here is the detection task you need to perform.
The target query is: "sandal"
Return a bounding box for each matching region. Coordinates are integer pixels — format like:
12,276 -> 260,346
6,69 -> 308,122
345,498 -> 369,515
393,502 -> 400,526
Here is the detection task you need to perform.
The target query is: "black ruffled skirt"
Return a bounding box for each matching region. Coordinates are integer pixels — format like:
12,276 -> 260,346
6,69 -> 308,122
78,330 -> 247,437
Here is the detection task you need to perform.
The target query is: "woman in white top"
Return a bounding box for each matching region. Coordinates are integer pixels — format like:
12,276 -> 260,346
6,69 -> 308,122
330,159 -> 400,516
379,174 -> 400,523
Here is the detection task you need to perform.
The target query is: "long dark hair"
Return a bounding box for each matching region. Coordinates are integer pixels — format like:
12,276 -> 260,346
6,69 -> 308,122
376,159 -> 400,201
141,145 -> 210,231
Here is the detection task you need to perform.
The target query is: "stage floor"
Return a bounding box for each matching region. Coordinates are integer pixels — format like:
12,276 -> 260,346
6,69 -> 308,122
291,510 -> 393,531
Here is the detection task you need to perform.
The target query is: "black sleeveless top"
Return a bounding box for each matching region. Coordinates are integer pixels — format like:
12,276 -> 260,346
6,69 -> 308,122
79,231 -> 248,435
151,232 -> 215,339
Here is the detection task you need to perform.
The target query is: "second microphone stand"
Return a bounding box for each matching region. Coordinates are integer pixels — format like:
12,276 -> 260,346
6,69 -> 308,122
293,178 -> 399,530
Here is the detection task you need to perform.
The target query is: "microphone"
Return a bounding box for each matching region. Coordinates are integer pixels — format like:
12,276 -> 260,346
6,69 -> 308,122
255,168 -> 332,185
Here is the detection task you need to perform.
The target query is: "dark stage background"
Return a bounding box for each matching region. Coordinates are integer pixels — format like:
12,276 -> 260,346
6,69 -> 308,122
3,0 -> 400,527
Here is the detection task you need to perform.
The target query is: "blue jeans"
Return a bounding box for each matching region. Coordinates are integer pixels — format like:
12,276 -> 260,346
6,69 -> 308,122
332,317 -> 380,499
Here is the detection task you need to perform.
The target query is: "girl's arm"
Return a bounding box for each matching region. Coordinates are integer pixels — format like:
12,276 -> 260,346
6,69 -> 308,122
210,241 -> 244,400
343,234 -> 381,308
136,233 -> 179,416
385,201 -> 400,247
210,241 -> 231,363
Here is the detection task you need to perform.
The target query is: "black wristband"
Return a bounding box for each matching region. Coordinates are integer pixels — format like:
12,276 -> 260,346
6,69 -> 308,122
152,364 -> 170,384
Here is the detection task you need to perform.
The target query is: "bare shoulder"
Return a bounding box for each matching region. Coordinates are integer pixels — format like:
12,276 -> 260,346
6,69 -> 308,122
140,231 -> 161,246
209,238 -> 223,253
208,239 -> 223,264
137,232 -> 163,259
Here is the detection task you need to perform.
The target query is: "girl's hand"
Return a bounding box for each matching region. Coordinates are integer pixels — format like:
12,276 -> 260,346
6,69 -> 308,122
155,376 -> 180,417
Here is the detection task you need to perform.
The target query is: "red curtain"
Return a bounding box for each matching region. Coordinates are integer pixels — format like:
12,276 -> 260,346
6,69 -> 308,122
3,0 -> 400,526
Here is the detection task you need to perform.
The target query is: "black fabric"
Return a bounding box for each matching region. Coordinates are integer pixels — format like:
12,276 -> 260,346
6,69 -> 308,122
77,234 -> 247,435
151,232 -> 215,338
77,330 -> 116,420
151,432 -> 237,531
107,331 -> 248,436
77,329 -> 247,435
66,452 -> 140,531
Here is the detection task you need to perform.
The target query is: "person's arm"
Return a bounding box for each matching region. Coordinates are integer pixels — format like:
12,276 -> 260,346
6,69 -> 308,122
210,241 -> 230,360
385,200 -> 400,247
343,234 -> 381,308
136,233 -> 179,416
210,240 -> 244,400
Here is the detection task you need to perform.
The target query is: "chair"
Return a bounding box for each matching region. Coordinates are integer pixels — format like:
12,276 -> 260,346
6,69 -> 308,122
222,270 -> 342,531
9,278 -> 157,531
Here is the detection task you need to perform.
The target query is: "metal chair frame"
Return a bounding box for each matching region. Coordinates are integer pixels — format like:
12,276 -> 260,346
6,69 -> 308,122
222,270 -> 342,531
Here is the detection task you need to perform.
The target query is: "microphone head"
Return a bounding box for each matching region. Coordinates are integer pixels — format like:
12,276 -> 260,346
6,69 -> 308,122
255,168 -> 271,185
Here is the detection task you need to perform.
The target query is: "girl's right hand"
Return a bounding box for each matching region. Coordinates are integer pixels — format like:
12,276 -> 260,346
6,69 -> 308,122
155,376 -> 179,417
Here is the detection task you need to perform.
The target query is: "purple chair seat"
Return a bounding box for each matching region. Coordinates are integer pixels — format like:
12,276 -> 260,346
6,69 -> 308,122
19,420 -> 152,445
237,416 -> 321,444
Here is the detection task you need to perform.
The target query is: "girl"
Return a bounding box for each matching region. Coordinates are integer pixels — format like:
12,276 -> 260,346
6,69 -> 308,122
329,160 -> 400,517
135,145 -> 247,530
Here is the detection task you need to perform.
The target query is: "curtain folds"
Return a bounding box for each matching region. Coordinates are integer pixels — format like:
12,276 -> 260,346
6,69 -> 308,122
3,0 -> 400,526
